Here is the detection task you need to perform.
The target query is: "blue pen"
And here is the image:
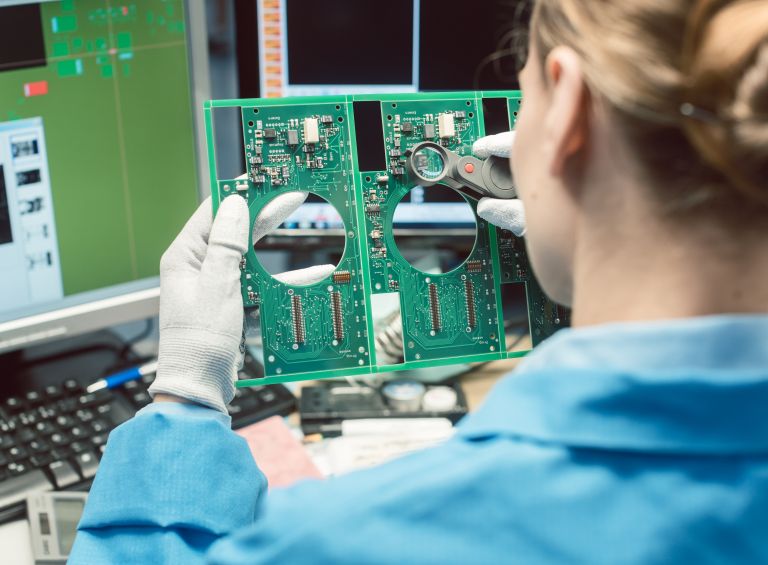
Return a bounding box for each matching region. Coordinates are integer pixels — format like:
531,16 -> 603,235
86,360 -> 159,393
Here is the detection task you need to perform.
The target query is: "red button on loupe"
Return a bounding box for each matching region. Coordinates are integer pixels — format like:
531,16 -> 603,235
464,163 -> 475,174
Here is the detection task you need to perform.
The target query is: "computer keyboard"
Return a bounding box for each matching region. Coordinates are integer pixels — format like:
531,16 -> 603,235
0,369 -> 296,524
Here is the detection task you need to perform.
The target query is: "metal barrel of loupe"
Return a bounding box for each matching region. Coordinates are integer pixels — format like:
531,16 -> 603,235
404,141 -> 517,200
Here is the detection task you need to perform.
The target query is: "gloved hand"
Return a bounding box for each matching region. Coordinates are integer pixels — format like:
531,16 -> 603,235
149,192 -> 334,413
472,131 -> 527,237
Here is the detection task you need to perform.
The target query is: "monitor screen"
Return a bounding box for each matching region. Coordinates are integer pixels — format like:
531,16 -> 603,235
0,0 -> 198,327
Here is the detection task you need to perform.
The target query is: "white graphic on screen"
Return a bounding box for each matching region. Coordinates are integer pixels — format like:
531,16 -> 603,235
0,117 -> 63,313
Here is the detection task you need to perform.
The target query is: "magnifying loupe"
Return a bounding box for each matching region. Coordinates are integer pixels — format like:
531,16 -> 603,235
405,141 -> 517,200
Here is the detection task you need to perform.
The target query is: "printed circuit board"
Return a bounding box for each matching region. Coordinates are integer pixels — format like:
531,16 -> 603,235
204,92 -> 570,385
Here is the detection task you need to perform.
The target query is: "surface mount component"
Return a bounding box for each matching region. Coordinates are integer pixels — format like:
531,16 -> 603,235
205,92 -> 570,385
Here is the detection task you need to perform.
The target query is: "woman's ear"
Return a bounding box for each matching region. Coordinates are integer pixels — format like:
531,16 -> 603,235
543,46 -> 591,179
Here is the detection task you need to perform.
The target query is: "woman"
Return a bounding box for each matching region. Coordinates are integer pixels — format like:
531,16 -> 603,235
71,1 -> 768,563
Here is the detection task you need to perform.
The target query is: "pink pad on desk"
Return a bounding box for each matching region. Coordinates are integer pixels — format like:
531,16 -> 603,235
236,416 -> 323,488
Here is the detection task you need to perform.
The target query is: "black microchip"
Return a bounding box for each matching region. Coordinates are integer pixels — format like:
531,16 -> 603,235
423,123 -> 436,138
454,111 -> 466,119
393,166 -> 406,175
401,122 -> 413,133
250,156 -> 263,165
264,128 -> 277,139
389,148 -> 401,157
286,129 -> 299,145
303,144 -> 315,153
321,115 -> 333,124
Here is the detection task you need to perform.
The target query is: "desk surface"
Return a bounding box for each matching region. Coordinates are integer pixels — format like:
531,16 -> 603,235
461,358 -> 520,411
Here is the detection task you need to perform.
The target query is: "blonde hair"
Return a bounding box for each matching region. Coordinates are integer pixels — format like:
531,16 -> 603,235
531,0 -> 768,214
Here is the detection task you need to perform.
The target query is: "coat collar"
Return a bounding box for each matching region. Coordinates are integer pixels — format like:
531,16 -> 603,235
458,315 -> 768,455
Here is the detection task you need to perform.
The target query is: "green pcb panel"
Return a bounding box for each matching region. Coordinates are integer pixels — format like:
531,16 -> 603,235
205,92 -> 570,385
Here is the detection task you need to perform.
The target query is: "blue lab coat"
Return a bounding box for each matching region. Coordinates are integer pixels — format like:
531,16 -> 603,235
70,315 -> 768,564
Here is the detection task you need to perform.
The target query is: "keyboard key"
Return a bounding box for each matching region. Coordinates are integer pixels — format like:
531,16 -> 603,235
77,393 -> 99,408
57,398 -> 77,413
74,451 -> 99,479
44,384 -> 62,400
0,419 -> 15,434
25,391 -> 42,406
132,392 -> 151,407
123,380 -> 141,392
18,411 -> 37,426
51,448 -> 72,461
0,435 -> 14,449
14,428 -> 35,443
48,460 -> 80,488
55,415 -> 74,428
30,454 -> 52,468
70,441 -> 89,454
56,415 -> 75,430
29,439 -> 49,453
4,397 -> 24,414
34,421 -> 55,436
91,434 -> 107,448
8,461 -> 29,476
0,469 -> 52,509
50,432 -> 69,446
63,379 -> 81,394
70,426 -> 87,439
8,446 -> 28,461
36,406 -> 56,420
74,409 -> 94,423
91,419 -> 109,434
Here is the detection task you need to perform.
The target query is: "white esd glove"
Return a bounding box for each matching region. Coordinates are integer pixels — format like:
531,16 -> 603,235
472,131 -> 526,237
148,193 -> 334,413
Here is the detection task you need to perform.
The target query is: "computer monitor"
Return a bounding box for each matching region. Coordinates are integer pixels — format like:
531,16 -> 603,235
234,0 -> 519,232
0,0 -> 210,354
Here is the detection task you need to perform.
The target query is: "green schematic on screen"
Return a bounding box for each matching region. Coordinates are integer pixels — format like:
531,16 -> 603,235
204,92 -> 570,386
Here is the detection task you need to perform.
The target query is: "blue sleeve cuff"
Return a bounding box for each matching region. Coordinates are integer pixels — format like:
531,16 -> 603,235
79,400 -> 267,536
136,399 -> 233,424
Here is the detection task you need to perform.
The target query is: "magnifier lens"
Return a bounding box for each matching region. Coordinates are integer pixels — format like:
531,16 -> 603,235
413,146 -> 445,181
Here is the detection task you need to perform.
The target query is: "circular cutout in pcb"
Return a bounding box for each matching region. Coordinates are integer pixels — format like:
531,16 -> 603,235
252,192 -> 346,286
392,185 -> 477,274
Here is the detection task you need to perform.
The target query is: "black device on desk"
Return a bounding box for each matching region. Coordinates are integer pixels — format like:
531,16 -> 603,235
299,379 -> 469,437
0,343 -> 295,525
